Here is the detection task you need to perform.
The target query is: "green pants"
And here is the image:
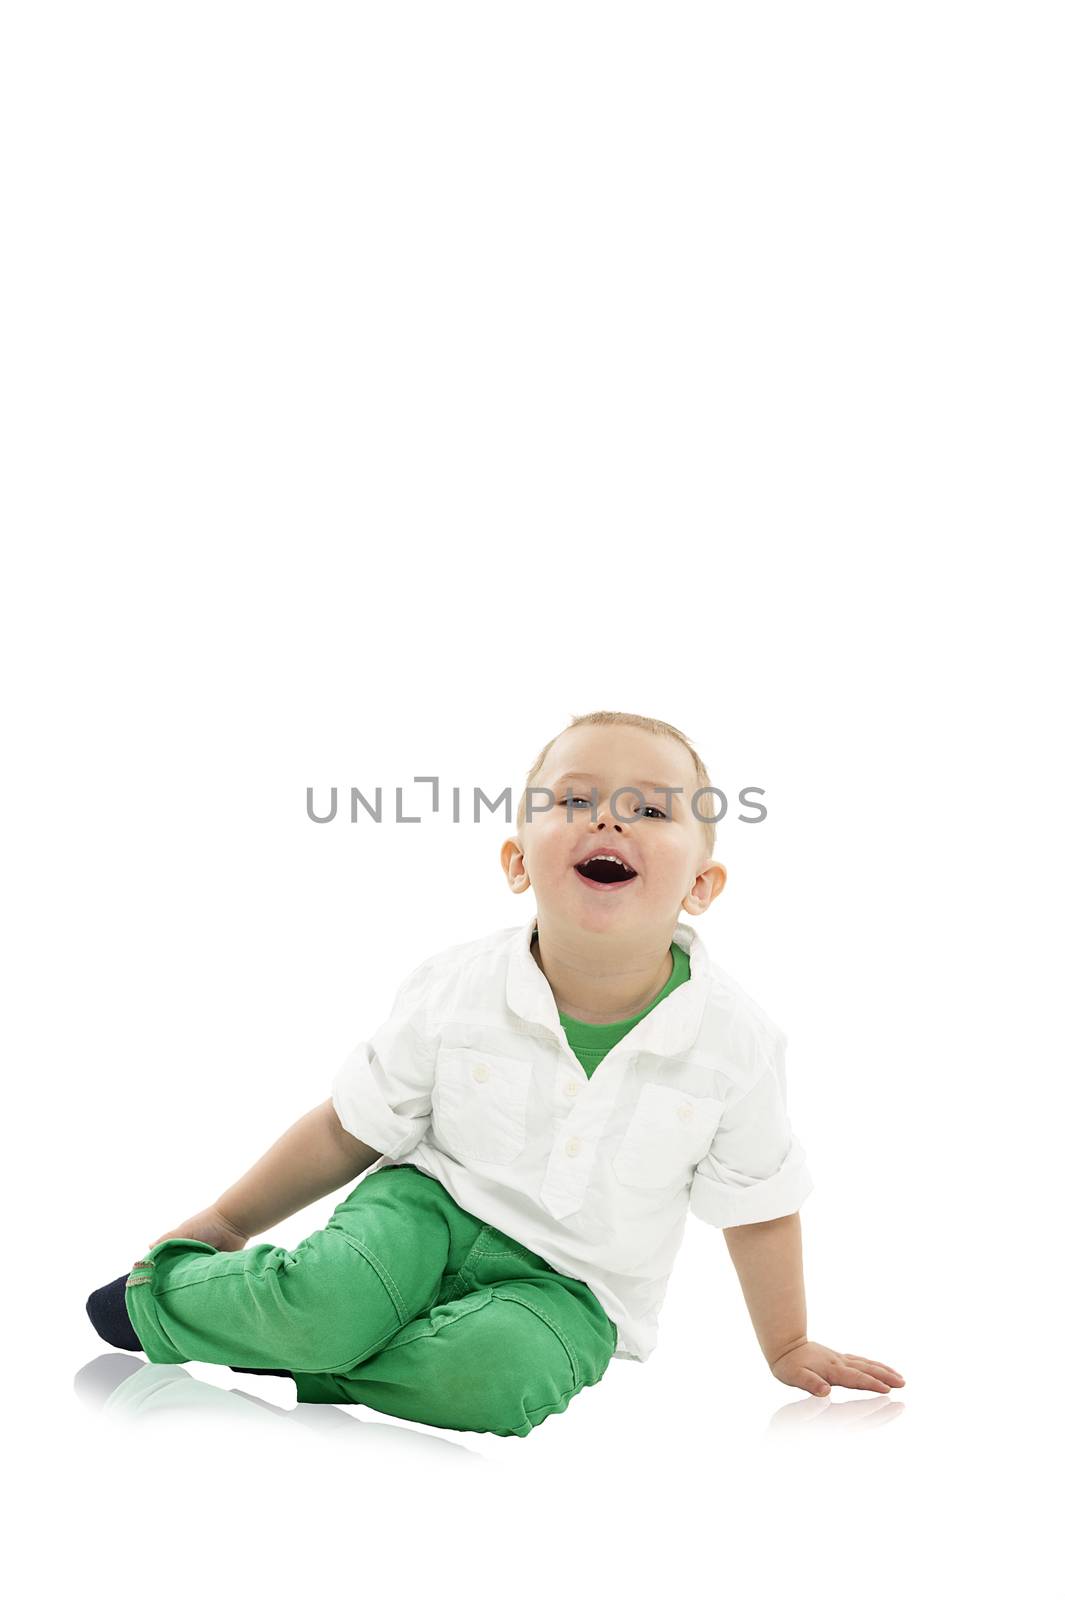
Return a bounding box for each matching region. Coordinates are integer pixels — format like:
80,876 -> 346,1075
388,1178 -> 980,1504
125,1163 -> 618,1438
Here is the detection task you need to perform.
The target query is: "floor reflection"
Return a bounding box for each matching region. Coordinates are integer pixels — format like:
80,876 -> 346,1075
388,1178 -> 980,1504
74,1354 -> 483,1458
765,1391 -> 906,1438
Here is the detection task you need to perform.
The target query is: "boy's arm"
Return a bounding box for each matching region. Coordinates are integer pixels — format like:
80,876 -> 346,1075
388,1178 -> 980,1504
723,1211 -> 808,1365
723,1209 -> 906,1397
151,1100 -> 383,1250
212,1099 -> 382,1239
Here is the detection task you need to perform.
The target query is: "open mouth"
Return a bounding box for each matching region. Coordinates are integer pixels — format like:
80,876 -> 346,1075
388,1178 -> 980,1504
574,853 -> 639,886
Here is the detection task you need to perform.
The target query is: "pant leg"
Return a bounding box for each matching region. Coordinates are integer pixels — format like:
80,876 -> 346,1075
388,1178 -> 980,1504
124,1165 -> 473,1374
295,1223 -> 619,1438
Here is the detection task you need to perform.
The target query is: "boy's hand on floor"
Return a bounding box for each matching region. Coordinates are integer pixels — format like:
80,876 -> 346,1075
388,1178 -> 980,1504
148,1206 -> 249,1253
769,1338 -> 905,1396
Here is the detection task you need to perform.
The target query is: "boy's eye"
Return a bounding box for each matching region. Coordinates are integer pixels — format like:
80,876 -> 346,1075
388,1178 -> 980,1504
557,797 -> 667,819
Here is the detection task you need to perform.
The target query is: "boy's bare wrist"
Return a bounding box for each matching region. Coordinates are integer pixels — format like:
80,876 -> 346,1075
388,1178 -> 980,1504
764,1330 -> 809,1366
210,1199 -> 252,1240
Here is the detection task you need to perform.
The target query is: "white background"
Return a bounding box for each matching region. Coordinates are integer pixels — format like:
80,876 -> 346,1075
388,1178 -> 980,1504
3,3 -> 1062,1595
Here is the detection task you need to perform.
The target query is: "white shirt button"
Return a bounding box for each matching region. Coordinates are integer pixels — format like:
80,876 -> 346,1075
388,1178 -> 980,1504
676,1102 -> 693,1121
472,1063 -> 490,1082
564,1080 -> 579,1097
565,1136 -> 581,1156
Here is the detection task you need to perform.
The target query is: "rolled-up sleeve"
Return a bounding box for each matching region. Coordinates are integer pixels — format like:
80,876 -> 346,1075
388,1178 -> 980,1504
331,964 -> 435,1162
689,1030 -> 814,1228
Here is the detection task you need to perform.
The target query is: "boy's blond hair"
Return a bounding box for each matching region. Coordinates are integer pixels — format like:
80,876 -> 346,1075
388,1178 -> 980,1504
517,709 -> 717,863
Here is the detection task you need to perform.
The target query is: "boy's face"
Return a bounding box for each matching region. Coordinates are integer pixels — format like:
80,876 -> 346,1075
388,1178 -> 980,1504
501,725 -> 725,936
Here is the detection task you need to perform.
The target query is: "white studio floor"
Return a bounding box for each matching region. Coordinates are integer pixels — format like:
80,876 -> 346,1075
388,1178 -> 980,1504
45,1231 -> 1060,1598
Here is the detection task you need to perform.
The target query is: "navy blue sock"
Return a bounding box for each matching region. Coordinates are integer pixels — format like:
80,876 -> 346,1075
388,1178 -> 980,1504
85,1274 -> 142,1352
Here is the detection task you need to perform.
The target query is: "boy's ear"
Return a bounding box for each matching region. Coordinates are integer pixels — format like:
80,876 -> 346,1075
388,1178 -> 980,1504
683,860 -> 726,915
500,836 -> 531,892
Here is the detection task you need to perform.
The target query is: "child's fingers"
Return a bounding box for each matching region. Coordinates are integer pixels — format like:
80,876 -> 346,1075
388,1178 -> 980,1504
840,1353 -> 905,1381
838,1363 -> 892,1391
800,1369 -> 832,1396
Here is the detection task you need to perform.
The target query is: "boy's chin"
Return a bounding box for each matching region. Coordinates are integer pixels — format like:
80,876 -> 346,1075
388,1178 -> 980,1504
562,891 -> 644,928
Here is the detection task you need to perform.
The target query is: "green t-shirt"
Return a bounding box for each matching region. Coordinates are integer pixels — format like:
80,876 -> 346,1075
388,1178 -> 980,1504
533,931 -> 691,1080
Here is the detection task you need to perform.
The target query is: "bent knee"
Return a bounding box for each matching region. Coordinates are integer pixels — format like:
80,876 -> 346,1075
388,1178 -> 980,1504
275,1241 -> 407,1372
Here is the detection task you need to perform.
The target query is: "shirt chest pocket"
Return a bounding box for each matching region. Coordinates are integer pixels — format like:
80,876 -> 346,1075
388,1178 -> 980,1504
431,1047 -> 534,1164
612,1083 -> 725,1191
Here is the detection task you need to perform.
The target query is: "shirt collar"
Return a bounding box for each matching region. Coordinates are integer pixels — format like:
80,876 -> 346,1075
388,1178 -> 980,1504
505,911 -> 712,1057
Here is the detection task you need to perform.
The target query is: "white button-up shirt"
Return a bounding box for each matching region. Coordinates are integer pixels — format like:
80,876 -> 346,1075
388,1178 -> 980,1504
331,914 -> 814,1363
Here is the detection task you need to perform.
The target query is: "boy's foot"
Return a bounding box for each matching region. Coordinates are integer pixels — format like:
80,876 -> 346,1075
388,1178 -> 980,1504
85,1273 -> 143,1351
87,1271 -> 292,1377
